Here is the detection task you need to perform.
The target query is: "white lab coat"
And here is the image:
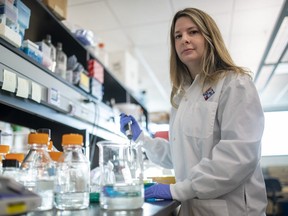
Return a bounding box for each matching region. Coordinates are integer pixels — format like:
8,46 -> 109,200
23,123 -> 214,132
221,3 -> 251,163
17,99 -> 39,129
139,72 -> 267,216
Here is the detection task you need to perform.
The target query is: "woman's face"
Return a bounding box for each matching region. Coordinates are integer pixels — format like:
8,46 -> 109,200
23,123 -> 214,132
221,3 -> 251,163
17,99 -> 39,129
174,16 -> 205,68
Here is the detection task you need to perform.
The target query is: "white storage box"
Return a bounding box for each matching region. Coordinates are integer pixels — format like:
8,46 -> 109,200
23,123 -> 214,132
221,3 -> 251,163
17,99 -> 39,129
0,22 -> 21,47
109,51 -> 139,92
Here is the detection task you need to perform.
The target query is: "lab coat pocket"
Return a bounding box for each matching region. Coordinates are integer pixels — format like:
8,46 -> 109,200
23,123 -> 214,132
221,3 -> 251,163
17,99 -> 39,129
183,102 -> 217,139
191,199 -> 229,216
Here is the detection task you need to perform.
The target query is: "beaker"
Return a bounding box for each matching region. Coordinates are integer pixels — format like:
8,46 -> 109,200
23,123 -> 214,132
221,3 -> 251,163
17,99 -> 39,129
97,140 -> 144,210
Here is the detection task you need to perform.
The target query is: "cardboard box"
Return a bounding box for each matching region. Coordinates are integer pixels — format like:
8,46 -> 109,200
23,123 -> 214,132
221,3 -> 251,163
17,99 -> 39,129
43,0 -> 67,20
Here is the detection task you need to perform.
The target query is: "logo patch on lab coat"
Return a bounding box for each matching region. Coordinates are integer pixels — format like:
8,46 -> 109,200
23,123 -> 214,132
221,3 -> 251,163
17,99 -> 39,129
203,87 -> 215,100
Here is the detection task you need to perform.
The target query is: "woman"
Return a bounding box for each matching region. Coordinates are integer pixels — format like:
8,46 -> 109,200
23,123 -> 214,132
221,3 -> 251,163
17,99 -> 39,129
120,8 -> 267,216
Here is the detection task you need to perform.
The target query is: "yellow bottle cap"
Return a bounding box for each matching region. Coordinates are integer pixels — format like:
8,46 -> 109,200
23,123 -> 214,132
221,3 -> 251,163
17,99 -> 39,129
48,151 -> 63,161
0,145 -> 10,153
28,133 -> 49,145
62,134 -> 83,146
5,153 -> 25,163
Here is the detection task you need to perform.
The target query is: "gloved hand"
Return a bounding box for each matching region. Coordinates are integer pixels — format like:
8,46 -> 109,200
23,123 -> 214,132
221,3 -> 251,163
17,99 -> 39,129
145,183 -> 172,200
120,113 -> 142,141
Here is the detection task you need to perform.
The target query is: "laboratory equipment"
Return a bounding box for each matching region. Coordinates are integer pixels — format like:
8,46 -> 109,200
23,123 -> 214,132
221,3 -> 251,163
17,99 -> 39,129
2,159 -> 20,180
54,133 -> 90,210
55,42 -> 67,79
20,132 -> 55,211
43,34 -> 56,72
97,140 -> 144,210
120,113 -> 142,141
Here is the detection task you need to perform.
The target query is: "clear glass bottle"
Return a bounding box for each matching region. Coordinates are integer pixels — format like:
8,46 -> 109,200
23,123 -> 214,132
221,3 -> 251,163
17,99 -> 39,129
2,159 -> 20,182
20,133 -> 55,211
4,153 -> 25,181
54,133 -> 90,210
55,42 -> 67,80
0,144 -> 10,174
48,151 -> 63,186
44,35 -> 56,72
36,128 -> 56,152
97,140 -> 144,210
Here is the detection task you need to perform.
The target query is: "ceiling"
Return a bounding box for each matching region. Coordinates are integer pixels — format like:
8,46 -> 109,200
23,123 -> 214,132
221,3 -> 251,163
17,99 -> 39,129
66,0 -> 287,115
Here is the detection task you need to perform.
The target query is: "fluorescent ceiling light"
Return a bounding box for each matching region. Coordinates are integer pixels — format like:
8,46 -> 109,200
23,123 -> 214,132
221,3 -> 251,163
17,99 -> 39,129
265,17 -> 288,64
274,62 -> 288,74
255,65 -> 275,91
282,48 -> 288,62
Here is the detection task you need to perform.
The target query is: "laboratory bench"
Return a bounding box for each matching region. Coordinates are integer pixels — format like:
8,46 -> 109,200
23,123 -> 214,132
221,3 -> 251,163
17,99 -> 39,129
25,201 -> 181,216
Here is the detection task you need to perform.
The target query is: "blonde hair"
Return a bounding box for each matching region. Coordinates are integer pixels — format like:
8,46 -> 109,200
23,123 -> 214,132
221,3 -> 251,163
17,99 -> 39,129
169,8 -> 251,108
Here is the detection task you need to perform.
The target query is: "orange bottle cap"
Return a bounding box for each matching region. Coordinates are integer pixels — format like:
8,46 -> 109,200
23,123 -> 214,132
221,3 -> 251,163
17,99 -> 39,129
28,133 -> 49,145
48,141 -> 53,151
0,145 -> 10,153
5,153 -> 25,162
48,151 -> 63,161
62,134 -> 83,146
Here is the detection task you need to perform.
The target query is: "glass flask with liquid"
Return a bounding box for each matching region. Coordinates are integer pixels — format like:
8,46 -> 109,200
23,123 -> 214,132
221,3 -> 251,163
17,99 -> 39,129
97,140 -> 144,210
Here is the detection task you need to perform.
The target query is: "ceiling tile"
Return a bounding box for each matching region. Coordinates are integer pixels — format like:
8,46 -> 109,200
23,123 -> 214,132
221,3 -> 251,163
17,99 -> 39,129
235,0 -> 284,11
107,0 -> 173,26
97,29 -> 132,52
228,6 -> 283,73
231,7 -> 282,36
68,0 -> 103,6
212,13 -> 233,43
230,34 -> 268,73
67,1 -> 120,31
125,22 -> 170,46
170,0 -> 234,14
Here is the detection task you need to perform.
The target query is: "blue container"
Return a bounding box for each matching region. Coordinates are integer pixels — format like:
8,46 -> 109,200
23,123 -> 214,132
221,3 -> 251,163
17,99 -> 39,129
14,0 -> 30,29
21,40 -> 43,64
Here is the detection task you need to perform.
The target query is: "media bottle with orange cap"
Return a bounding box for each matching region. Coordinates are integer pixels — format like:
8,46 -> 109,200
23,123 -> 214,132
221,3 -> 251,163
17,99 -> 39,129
20,133 -> 55,211
2,153 -> 25,182
2,159 -> 20,180
5,153 -> 25,164
0,144 -> 10,173
54,133 -> 90,210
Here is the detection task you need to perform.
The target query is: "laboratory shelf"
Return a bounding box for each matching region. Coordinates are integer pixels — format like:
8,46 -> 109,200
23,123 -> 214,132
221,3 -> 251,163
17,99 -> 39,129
0,0 -> 147,168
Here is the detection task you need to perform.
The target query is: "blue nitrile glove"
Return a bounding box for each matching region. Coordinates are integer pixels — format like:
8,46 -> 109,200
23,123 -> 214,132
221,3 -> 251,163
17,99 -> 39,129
145,183 -> 172,200
120,113 -> 142,141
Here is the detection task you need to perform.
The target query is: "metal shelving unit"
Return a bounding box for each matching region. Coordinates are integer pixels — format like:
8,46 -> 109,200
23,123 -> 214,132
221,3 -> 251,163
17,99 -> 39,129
0,0 -> 147,168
